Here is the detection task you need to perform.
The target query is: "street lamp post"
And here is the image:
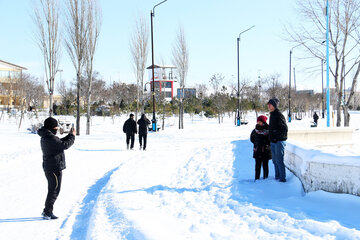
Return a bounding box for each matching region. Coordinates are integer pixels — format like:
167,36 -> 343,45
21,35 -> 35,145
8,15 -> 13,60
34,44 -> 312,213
288,43 -> 302,123
326,0 -> 330,127
150,0 -> 167,132
236,25 -> 255,126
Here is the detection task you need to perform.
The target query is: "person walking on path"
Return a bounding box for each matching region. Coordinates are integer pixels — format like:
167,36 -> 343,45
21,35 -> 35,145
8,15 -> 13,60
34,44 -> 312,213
250,115 -> 272,180
37,117 -> 76,220
137,113 -> 151,150
267,97 -> 288,182
123,113 -> 137,150
313,112 -> 319,126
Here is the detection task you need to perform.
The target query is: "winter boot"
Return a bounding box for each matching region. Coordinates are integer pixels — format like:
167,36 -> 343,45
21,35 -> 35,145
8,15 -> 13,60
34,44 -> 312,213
42,211 -> 58,220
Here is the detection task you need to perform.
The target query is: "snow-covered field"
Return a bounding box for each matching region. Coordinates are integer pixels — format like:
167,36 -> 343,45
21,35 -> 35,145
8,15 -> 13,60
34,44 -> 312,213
0,112 -> 360,240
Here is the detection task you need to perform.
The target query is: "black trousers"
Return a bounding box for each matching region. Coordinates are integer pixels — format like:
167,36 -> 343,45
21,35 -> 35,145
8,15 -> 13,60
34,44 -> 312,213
126,133 -> 135,149
44,171 -> 62,214
139,133 -> 148,150
255,158 -> 269,180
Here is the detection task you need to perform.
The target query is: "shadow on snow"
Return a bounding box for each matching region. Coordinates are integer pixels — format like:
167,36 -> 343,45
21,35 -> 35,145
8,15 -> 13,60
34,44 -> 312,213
73,147 -> 124,152
60,164 -> 145,240
116,183 -> 223,195
230,139 -> 360,230
0,217 -> 45,223
66,166 -> 120,239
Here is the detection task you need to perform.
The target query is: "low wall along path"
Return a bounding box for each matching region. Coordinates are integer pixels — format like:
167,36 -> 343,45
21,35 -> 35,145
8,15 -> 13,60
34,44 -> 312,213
285,128 -> 360,196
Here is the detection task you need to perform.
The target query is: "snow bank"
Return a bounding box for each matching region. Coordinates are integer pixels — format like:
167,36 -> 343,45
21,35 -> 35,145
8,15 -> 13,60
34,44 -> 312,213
285,141 -> 360,196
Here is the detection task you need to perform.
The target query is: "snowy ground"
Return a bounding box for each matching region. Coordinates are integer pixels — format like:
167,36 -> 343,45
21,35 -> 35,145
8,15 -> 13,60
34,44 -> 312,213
0,112 -> 360,240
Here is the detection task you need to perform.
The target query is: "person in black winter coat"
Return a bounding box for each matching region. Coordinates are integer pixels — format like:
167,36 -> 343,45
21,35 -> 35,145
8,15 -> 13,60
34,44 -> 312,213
123,113 -> 137,150
267,97 -> 288,182
250,115 -> 272,180
37,117 -> 75,220
313,112 -> 319,126
137,113 -> 151,150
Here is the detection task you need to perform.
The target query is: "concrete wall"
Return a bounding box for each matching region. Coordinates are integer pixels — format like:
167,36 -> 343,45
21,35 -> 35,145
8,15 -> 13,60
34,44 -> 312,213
285,137 -> 360,196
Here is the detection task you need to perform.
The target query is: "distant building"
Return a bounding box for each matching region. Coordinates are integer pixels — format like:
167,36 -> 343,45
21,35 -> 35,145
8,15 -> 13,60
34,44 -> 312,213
295,90 -> 314,95
177,88 -> 196,99
0,59 -> 27,110
146,64 -> 177,101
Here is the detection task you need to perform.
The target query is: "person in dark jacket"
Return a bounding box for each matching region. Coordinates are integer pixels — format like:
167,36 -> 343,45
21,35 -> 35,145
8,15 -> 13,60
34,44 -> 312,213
250,115 -> 272,180
267,97 -> 288,182
137,113 -> 151,150
37,117 -> 75,220
123,113 -> 137,150
313,112 -> 319,126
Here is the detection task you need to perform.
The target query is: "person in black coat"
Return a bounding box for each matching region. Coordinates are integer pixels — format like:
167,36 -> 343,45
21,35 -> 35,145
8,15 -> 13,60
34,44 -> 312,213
137,113 -> 151,150
250,115 -> 272,180
37,117 -> 75,220
123,113 -> 137,150
267,97 -> 288,182
313,112 -> 319,126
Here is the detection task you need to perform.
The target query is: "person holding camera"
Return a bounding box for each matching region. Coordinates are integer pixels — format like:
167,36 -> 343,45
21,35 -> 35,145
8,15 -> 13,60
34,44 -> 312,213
37,117 -> 75,220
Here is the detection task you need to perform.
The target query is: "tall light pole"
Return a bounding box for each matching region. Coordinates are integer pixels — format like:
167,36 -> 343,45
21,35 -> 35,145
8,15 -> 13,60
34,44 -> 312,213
326,0 -> 330,127
236,25 -> 255,126
150,0 -> 167,131
288,43 -> 302,123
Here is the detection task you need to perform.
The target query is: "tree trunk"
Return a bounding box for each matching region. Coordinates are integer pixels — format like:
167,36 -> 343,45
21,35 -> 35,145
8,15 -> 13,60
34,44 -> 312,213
76,71 -> 81,136
86,93 -> 91,135
336,100 -> 341,127
343,106 -> 350,127
49,92 -> 53,116
179,99 -> 184,129
19,109 -> 24,130
162,102 -> 165,130
135,84 -> 139,121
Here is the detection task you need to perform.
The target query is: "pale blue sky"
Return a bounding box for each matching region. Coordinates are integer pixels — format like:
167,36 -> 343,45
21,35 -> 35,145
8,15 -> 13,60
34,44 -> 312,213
0,0 -> 328,92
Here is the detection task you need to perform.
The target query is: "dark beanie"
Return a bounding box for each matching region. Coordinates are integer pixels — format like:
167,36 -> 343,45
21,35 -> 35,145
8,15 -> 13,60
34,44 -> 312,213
130,113 -> 134,118
44,117 -> 58,130
268,97 -> 279,109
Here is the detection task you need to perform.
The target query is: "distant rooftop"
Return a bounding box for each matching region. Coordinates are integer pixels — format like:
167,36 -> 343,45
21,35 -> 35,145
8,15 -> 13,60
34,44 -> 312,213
0,59 -> 27,72
146,64 -> 176,69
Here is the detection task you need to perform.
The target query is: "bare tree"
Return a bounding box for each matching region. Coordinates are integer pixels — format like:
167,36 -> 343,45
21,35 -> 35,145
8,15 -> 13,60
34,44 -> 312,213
65,0 -> 89,135
210,73 -> 226,123
210,73 -> 223,94
172,27 -> 189,129
13,73 -> 45,128
130,15 -> 149,120
196,84 -> 208,100
286,0 -> 360,126
264,73 -> 282,99
33,0 -> 61,116
84,0 -> 102,135
80,72 -> 107,105
247,83 -> 262,118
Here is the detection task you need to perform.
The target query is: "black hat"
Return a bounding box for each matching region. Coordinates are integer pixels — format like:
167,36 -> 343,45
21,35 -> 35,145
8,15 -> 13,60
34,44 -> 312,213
44,117 -> 58,130
130,113 -> 134,118
268,97 -> 279,109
